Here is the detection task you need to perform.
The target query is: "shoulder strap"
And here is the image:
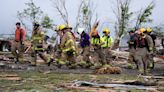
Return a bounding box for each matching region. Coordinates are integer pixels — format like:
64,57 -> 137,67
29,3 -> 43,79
20,28 -> 23,42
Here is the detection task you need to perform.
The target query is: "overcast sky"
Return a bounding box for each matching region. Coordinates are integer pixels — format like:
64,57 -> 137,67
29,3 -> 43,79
0,0 -> 164,37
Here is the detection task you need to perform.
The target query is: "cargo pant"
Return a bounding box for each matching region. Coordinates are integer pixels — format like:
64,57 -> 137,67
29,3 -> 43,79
101,48 -> 112,65
94,47 -> 106,66
134,48 -> 148,75
61,50 -> 76,68
81,47 -> 91,65
31,47 -> 48,65
128,47 -> 138,69
11,41 -> 24,63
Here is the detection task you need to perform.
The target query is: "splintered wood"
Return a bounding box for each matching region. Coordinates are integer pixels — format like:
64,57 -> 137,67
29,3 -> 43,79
0,74 -> 21,81
94,66 -> 122,74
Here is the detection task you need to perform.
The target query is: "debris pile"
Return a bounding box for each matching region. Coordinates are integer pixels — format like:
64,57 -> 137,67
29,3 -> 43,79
94,66 -> 122,74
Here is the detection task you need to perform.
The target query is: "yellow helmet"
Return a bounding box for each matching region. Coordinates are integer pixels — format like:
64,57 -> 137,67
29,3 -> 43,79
54,25 -> 60,31
59,24 -> 67,31
103,28 -> 110,34
40,31 -> 45,35
140,28 -> 146,33
146,27 -> 152,33
66,24 -> 73,29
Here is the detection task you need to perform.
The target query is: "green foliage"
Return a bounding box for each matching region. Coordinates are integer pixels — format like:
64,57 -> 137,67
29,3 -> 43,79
41,15 -> 53,29
153,25 -> 164,38
83,6 -> 89,15
135,2 -> 154,29
17,0 -> 43,26
118,0 -> 133,37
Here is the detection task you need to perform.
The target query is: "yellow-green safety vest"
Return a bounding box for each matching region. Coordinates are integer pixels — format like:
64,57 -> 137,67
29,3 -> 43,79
91,37 -> 101,45
101,35 -> 113,48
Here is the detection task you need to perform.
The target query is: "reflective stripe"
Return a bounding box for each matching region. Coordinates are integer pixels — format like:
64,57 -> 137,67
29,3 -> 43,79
91,38 -> 100,45
101,36 -> 112,48
63,46 -> 75,52
34,48 -> 44,51
62,32 -> 76,53
65,39 -> 74,46
32,37 -> 43,41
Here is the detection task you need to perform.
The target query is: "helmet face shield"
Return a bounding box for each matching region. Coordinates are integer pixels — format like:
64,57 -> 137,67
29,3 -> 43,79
103,31 -> 106,33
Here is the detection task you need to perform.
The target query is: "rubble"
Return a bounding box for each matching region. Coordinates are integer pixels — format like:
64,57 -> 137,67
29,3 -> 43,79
94,66 -> 122,74
0,74 -> 21,81
62,80 -> 158,91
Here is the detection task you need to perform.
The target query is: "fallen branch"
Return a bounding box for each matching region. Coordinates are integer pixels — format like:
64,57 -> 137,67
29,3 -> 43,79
0,74 -> 21,81
140,75 -> 164,79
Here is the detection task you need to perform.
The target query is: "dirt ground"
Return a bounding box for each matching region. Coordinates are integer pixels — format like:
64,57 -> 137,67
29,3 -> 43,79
0,53 -> 164,92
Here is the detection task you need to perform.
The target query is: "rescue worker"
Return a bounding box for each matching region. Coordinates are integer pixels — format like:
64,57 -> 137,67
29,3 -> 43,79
134,28 -> 154,75
78,28 -> 91,67
79,29 -> 90,49
162,38 -> 164,49
127,29 -> 138,69
101,28 -> 113,65
59,24 -> 77,69
90,31 -> 104,66
31,23 -> 48,66
11,22 -> 26,63
145,27 -> 156,69
146,27 -> 156,46
48,25 -> 64,67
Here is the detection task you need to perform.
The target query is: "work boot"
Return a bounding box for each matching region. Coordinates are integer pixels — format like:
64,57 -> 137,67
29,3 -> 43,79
14,58 -> 19,64
29,61 -> 37,67
56,60 -> 65,68
68,64 -> 77,69
148,62 -> 154,69
29,64 -> 37,67
47,59 -> 54,66
78,61 -> 86,68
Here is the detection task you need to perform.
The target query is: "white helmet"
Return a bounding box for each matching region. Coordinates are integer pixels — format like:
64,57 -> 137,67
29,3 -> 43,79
77,28 -> 85,34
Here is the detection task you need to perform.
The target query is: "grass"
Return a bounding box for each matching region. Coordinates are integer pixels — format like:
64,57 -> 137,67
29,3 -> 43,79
0,71 -> 146,92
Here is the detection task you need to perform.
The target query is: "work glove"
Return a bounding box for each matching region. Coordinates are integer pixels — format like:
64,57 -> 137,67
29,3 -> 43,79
148,50 -> 154,56
129,42 -> 134,44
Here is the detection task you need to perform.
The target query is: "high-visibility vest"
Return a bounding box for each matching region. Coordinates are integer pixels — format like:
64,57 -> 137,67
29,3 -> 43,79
101,35 -> 113,48
15,28 -> 25,42
91,37 -> 101,45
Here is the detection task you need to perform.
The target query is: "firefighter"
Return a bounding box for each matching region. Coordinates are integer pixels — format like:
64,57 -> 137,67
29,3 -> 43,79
145,27 -> 156,69
11,22 -> 26,63
101,28 -> 113,65
146,27 -> 156,47
59,24 -> 77,69
134,28 -> 154,75
48,25 -> 64,67
127,29 -> 138,69
90,31 -> 104,67
30,23 -> 48,66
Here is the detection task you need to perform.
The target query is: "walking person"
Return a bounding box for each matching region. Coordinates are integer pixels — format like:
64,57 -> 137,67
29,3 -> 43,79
11,22 -> 26,63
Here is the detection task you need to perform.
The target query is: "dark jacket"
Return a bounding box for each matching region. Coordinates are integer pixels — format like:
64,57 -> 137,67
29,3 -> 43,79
80,33 -> 90,48
128,34 -> 137,49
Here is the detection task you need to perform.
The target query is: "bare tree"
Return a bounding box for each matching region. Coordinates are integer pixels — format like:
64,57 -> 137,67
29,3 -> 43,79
51,0 -> 69,24
17,0 -> 43,31
75,0 -> 98,33
135,2 -> 155,29
110,0 -> 133,50
110,0 -> 155,50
